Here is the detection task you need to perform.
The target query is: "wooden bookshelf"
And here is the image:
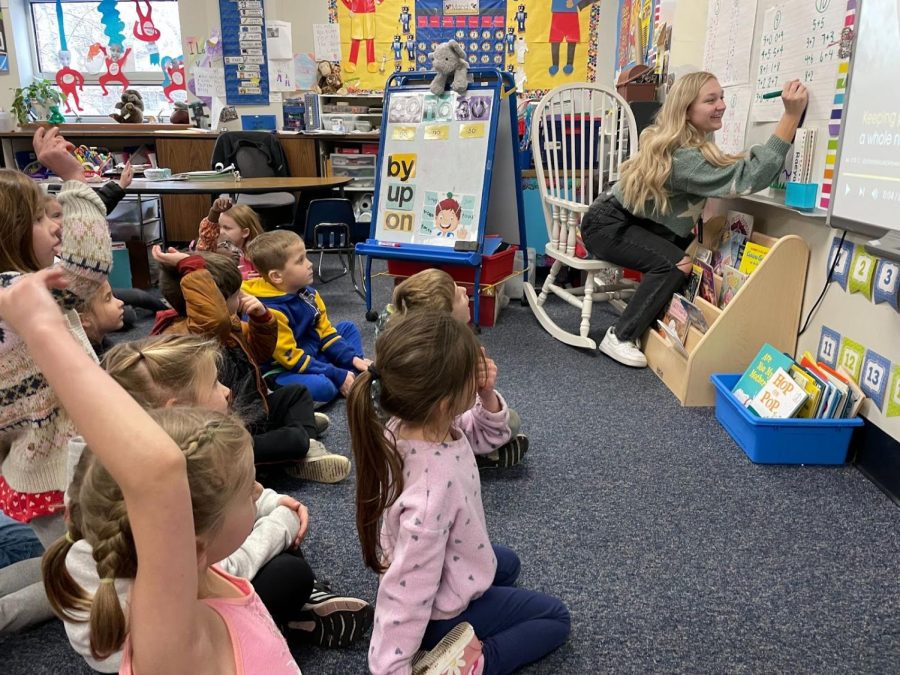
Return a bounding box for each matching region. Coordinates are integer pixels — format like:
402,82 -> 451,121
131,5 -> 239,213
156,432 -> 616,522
642,215 -> 810,407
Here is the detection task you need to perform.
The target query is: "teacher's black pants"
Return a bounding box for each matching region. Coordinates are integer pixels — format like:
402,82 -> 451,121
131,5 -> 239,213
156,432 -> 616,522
581,195 -> 694,342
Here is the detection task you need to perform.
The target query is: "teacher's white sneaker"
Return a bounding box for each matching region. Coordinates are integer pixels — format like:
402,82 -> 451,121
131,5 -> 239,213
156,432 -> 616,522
599,327 -> 648,368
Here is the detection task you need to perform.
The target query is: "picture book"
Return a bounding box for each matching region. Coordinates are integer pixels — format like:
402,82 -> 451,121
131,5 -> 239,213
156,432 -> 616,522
686,264 -> 703,302
816,362 -> 856,418
799,353 -> 836,418
696,259 -> 717,305
738,241 -> 770,275
673,293 -> 709,333
661,296 -> 690,345
725,210 -> 754,237
732,343 -> 796,405
657,320 -> 689,357
836,365 -> 867,418
717,265 -> 747,308
789,364 -> 824,418
748,367 -> 809,418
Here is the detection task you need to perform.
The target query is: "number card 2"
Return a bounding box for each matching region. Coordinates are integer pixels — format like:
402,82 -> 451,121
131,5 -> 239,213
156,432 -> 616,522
837,335 -> 865,383
827,237 -> 854,290
816,325 -> 841,368
847,247 -> 877,299
872,259 -> 900,310
860,349 -> 890,411
886,364 -> 900,418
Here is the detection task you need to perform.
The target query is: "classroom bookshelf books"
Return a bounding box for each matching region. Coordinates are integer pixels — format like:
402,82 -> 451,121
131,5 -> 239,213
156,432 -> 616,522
643,215 -> 810,407
730,343 -> 866,420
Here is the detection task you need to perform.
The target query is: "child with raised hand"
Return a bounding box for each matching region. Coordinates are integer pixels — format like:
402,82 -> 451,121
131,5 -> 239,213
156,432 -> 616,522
53,333 -> 372,671
244,229 -> 370,405
196,197 -> 262,279
0,268 -> 299,674
151,246 -> 350,483
348,312 -> 570,675
0,128 -> 112,632
377,269 -> 529,470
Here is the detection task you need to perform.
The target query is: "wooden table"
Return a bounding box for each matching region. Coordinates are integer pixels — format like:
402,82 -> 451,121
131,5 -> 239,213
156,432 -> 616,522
126,176 -> 350,195
125,176 -> 352,244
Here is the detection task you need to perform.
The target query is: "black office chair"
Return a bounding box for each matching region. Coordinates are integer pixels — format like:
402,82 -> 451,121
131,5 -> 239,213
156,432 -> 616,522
301,198 -> 368,296
210,131 -> 295,229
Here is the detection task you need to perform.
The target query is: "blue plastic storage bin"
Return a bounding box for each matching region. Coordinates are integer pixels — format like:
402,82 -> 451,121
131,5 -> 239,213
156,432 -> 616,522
710,373 -> 863,465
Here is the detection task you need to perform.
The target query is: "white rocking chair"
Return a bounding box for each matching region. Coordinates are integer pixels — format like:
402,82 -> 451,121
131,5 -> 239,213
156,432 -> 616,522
524,84 -> 640,350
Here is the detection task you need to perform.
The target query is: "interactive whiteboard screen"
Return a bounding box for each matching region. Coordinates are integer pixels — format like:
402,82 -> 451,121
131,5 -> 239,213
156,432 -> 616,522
374,88 -> 497,247
831,0 -> 900,232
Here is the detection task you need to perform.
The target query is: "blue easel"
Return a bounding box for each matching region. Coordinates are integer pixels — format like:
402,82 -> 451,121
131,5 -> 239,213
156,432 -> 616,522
356,67 -> 528,328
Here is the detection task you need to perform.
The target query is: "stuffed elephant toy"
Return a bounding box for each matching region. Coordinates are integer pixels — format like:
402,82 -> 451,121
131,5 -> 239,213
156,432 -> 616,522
428,40 -> 469,96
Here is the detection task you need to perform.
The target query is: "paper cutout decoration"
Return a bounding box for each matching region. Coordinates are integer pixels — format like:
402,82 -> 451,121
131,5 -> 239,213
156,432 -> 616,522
816,325 -> 841,369
93,0 -> 131,95
848,246 -> 877,299
162,55 -> 186,102
886,364 -> 900,418
54,1 -> 85,113
344,0 -> 380,74
872,259 -> 900,310
132,1 -> 162,65
827,237 -> 854,290
860,349 -> 891,412
837,335 -> 865,383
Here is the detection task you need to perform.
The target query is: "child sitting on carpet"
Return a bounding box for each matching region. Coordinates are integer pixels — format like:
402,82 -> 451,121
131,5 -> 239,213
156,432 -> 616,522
151,247 -> 349,483
377,269 -> 529,469
0,268 -> 300,673
195,197 -> 262,279
243,229 -> 370,405
49,333 -> 372,672
348,312 -> 570,675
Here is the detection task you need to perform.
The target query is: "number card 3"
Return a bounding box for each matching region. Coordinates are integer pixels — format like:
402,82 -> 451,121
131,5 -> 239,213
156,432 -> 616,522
837,335 -> 865,382
860,349 -> 891,411
873,259 -> 900,310
816,325 -> 841,368
827,237 -> 854,290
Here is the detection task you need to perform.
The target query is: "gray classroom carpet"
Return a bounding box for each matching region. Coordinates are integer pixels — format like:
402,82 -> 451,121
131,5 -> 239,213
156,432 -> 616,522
2,261 -> 899,674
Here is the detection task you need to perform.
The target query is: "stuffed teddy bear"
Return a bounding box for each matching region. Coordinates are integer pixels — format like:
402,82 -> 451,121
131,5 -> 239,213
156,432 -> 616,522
110,89 -> 145,123
428,40 -> 468,96
316,61 -> 347,95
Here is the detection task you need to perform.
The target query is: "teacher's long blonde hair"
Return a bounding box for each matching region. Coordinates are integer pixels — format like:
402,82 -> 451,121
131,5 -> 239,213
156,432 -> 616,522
618,71 -> 741,217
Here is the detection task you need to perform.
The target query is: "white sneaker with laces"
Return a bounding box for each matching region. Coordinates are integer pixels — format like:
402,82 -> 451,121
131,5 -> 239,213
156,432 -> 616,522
314,412 -> 331,435
598,327 -> 648,368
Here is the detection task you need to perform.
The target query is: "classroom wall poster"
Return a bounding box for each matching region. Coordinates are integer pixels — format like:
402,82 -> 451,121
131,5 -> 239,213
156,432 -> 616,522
330,0 -> 600,92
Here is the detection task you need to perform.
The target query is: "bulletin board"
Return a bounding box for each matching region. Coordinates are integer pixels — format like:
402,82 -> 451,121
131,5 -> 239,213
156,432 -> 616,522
328,0 -> 601,93
702,0 -> 856,210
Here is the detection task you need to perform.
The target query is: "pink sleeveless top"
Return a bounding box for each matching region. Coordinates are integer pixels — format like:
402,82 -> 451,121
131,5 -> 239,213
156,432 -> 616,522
119,566 -> 300,675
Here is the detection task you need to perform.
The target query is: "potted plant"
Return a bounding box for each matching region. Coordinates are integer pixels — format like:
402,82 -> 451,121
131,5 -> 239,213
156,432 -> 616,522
11,79 -> 63,126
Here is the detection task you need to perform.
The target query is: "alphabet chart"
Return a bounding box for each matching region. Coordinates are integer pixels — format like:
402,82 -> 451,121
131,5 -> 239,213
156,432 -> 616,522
751,0 -> 846,122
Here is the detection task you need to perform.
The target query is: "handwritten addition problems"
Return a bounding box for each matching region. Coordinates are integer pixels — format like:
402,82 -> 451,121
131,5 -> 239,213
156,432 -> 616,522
704,0 -> 760,86
752,1 -> 845,122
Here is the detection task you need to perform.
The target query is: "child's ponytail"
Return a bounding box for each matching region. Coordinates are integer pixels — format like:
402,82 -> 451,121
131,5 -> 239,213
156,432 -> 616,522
43,448 -> 98,622
347,368 -> 404,573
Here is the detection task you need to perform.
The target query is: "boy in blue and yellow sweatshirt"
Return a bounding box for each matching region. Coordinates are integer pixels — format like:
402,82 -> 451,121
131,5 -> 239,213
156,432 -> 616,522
243,230 -> 370,404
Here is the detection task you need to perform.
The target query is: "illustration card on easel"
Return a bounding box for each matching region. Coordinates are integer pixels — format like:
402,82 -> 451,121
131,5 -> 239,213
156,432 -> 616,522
420,191 -> 477,244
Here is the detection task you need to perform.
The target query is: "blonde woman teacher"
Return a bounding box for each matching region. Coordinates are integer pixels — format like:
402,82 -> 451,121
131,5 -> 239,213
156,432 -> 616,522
582,73 -> 808,367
